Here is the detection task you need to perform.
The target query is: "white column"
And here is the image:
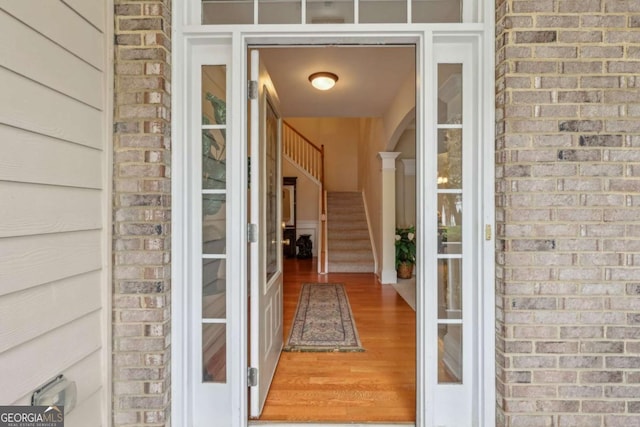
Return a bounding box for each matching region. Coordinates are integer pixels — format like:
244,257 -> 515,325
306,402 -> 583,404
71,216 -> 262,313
378,152 -> 401,284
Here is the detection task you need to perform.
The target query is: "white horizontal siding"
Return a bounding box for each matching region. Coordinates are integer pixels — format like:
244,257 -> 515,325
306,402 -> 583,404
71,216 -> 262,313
12,350 -> 103,406
0,271 -> 102,353
0,0 -> 109,424
12,351 -> 105,427
0,183 -> 102,237
0,311 -> 102,403
0,11 -> 103,108
0,67 -> 103,148
65,388 -> 103,427
0,0 -> 104,69
0,230 -> 102,300
0,125 -> 102,188
62,0 -> 106,32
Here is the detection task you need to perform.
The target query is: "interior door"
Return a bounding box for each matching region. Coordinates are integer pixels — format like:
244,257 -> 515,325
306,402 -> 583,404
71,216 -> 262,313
249,49 -> 285,418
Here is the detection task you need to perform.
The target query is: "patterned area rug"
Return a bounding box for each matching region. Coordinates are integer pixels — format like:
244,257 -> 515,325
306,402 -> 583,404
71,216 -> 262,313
284,283 -> 364,352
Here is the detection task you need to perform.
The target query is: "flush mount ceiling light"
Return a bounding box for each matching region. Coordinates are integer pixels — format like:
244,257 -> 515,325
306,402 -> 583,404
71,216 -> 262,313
309,72 -> 338,91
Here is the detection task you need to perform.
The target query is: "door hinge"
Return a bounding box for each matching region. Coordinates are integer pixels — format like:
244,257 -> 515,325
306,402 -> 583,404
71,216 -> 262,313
247,367 -> 258,387
248,223 -> 258,243
485,224 -> 492,241
248,80 -> 258,100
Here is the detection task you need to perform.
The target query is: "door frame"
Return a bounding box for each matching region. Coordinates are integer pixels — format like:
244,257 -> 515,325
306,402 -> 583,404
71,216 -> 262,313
172,27 -> 495,427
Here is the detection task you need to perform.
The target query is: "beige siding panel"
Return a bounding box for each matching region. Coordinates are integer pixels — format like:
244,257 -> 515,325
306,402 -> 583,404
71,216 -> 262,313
0,11 -> 103,108
61,0 -> 105,32
0,0 -> 107,424
65,352 -> 103,412
12,350 -> 102,406
0,311 -> 101,403
0,125 -> 102,188
0,271 -> 101,353
0,183 -> 101,238
0,68 -> 103,149
0,0 -> 104,69
0,230 -> 102,297
65,389 -> 102,427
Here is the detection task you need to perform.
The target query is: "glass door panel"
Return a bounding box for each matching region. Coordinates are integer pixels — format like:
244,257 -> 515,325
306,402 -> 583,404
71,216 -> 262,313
438,324 -> 462,383
359,0 -> 406,23
259,0 -> 302,23
412,0 -> 461,23
202,324 -> 227,382
306,0 -> 354,23
436,62 -> 463,385
265,97 -> 279,282
202,0 -> 254,24
201,65 -> 228,383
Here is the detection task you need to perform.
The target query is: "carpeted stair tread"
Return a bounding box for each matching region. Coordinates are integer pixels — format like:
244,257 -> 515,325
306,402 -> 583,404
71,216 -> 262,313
328,224 -> 369,233
329,239 -> 371,250
326,191 -> 375,273
327,261 -> 374,273
328,249 -> 373,261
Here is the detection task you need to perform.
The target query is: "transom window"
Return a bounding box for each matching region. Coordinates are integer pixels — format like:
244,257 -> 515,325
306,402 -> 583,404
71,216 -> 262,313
201,0 -> 465,25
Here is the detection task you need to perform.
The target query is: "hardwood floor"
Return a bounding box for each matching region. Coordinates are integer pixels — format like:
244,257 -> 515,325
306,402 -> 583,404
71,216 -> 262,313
258,258 -> 416,423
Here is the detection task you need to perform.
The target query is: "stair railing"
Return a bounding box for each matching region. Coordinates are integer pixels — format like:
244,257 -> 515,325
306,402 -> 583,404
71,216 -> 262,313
282,121 -> 327,273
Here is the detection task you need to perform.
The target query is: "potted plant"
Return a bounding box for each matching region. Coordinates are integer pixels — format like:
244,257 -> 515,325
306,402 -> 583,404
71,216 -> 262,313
395,226 -> 416,279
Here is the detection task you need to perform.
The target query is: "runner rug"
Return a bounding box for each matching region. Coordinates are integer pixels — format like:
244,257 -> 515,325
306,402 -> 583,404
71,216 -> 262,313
284,283 -> 364,352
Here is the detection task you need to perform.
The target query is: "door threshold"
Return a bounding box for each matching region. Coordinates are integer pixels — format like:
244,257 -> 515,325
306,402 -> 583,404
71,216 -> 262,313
249,422 -> 415,426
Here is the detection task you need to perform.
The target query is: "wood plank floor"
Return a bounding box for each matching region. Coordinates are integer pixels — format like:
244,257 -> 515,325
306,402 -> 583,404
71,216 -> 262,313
258,258 -> 416,423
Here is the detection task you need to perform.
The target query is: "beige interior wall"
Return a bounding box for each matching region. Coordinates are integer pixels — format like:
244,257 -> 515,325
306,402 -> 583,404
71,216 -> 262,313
285,117 -> 360,192
357,117 -> 386,277
394,128 -> 416,227
282,158 -> 319,222
382,73 -> 416,151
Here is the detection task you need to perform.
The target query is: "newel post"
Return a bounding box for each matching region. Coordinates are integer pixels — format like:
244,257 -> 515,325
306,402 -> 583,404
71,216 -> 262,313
378,152 -> 401,284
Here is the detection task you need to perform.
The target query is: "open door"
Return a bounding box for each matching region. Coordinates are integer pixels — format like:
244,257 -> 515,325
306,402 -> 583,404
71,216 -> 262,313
248,49 -> 285,418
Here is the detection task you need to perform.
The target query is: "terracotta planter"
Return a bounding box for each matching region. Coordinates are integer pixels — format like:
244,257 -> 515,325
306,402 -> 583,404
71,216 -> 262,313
397,262 -> 414,279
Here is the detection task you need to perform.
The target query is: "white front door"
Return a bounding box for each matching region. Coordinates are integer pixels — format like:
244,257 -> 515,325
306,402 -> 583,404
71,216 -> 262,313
248,49 -> 285,418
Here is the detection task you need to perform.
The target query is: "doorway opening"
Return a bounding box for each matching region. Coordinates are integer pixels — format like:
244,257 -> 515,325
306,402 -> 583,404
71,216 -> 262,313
247,44 -> 419,423
181,30 -> 491,427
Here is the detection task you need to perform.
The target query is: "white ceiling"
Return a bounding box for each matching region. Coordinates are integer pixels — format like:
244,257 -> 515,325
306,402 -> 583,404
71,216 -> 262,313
259,46 -> 416,118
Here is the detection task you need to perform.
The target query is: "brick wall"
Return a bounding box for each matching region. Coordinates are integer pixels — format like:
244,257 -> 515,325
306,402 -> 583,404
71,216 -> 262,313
496,0 -> 640,426
113,1 -> 172,426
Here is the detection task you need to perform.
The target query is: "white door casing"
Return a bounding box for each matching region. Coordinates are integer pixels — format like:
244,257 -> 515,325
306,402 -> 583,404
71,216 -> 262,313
173,30 -> 494,427
249,49 -> 285,418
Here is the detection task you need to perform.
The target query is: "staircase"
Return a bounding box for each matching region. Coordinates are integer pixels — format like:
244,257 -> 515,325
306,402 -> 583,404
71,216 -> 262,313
283,121 -> 327,272
327,192 -> 375,273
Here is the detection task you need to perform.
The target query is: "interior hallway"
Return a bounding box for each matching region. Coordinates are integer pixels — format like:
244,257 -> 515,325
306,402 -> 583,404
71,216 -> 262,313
258,257 -> 416,423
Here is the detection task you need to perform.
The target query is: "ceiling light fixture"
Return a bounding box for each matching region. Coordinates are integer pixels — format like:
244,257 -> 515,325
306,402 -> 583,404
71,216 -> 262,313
309,72 -> 338,91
